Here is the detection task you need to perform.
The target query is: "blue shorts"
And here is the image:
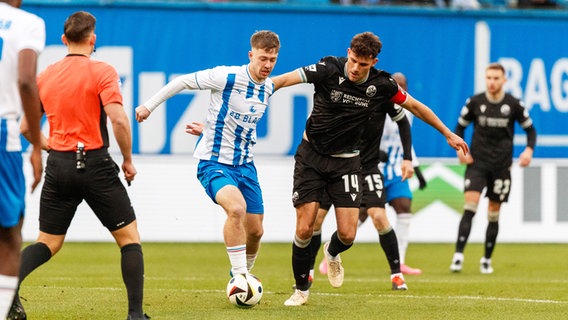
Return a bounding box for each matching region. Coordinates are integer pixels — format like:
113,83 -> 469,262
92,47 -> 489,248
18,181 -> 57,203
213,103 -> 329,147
197,160 -> 264,214
0,151 -> 26,228
384,174 -> 412,203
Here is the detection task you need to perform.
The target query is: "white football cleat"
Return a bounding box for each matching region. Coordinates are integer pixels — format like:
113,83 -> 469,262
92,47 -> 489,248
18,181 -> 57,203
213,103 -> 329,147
284,289 -> 309,306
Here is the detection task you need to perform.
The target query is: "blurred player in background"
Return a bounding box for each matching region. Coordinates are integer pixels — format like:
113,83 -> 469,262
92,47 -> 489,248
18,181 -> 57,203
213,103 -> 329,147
272,31 -> 468,306
450,62 -> 536,274
379,72 -> 427,275
136,31 -> 280,280
12,11 -> 149,320
0,0 -> 44,318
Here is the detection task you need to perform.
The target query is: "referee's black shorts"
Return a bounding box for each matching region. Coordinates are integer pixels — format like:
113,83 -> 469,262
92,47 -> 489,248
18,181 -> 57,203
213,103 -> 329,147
39,148 -> 136,235
292,140 -> 362,208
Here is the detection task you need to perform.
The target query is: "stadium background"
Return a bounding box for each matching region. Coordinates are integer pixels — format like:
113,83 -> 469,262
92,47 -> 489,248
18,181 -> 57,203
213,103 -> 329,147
20,0 -> 568,243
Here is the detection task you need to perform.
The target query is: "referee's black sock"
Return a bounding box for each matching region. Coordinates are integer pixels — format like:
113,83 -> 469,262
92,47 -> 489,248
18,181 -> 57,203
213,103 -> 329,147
14,242 -> 52,304
19,242 -> 52,284
121,243 -> 144,317
379,228 -> 401,274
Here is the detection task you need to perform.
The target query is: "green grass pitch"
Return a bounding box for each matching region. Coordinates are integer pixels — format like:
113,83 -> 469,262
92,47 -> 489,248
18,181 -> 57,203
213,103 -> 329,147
16,242 -> 568,319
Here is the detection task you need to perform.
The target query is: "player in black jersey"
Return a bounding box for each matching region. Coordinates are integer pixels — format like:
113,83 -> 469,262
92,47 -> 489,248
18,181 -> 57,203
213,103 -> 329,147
273,32 -> 468,306
308,101 -> 413,292
449,62 -> 536,274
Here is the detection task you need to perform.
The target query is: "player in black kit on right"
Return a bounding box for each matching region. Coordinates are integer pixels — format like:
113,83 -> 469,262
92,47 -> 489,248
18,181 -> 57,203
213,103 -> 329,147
273,32 -> 469,306
449,62 -> 536,274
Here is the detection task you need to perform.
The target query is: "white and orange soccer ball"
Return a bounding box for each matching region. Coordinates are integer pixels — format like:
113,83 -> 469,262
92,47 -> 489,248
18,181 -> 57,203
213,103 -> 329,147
226,273 -> 263,308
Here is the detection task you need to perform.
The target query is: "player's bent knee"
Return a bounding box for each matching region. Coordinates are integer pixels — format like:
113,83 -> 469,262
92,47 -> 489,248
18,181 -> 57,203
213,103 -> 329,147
337,231 -> 356,245
247,227 -> 264,240
295,224 -> 314,240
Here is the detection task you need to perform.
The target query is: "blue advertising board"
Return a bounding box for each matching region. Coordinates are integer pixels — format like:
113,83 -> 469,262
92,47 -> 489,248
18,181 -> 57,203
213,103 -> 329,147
22,2 -> 568,158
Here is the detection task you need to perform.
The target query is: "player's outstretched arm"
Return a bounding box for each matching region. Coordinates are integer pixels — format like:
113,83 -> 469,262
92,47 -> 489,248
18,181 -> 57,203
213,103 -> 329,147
401,95 -> 469,155
136,75 -> 194,123
135,105 -> 151,123
272,69 -> 303,91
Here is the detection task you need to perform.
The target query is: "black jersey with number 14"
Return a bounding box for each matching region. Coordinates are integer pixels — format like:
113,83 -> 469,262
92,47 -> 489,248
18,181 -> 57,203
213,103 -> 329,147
299,56 -> 406,155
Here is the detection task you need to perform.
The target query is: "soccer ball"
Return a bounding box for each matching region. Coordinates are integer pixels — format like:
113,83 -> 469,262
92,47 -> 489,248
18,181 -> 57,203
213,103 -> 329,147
226,273 -> 263,308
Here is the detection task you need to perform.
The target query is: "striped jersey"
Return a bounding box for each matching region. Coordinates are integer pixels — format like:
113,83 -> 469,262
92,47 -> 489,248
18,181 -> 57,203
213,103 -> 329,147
379,108 -> 419,180
145,65 -> 274,165
0,3 -> 45,151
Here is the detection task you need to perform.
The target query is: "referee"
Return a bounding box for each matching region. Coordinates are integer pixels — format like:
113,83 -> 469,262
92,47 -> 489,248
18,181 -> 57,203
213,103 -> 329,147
11,11 -> 149,320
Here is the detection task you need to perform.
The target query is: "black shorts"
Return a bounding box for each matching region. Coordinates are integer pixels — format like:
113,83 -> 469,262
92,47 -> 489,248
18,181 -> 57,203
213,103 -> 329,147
39,148 -> 136,234
464,164 -> 512,203
319,166 -> 386,210
292,140 -> 362,208
361,166 -> 386,208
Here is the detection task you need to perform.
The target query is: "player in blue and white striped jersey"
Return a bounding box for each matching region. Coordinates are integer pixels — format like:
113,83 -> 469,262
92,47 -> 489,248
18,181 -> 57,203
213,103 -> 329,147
0,0 -> 44,317
136,30 -> 280,278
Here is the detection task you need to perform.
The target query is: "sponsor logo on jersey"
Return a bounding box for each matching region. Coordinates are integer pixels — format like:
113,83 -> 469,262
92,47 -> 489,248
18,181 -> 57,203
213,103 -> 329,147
306,64 -> 317,72
350,193 -> 358,201
478,116 -> 509,128
480,104 -> 487,113
339,76 -> 345,85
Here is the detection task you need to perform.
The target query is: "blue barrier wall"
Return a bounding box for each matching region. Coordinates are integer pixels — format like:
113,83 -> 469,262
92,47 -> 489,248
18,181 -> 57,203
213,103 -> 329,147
21,2 -> 568,157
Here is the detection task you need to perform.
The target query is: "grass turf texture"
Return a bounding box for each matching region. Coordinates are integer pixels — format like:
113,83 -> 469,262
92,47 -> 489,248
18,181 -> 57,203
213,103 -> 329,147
16,242 -> 568,319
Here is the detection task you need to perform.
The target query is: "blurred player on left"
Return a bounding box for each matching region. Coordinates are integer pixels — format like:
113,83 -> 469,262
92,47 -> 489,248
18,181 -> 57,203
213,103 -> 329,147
0,0 -> 44,318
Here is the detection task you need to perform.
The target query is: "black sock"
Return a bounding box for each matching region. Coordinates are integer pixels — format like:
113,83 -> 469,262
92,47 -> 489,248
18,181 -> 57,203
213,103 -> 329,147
379,229 -> 401,274
14,242 -> 52,303
455,210 -> 475,253
484,221 -> 499,259
327,231 -> 352,257
291,242 -> 311,291
19,242 -> 52,283
121,243 -> 144,317
309,232 -> 322,270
